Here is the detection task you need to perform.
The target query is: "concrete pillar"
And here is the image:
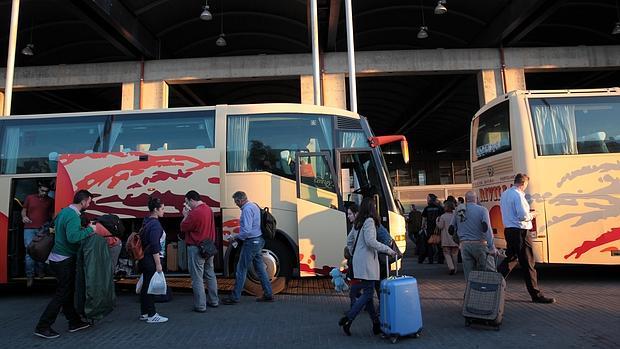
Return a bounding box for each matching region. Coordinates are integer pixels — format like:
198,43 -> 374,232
504,68 -> 526,93
300,75 -> 314,105
477,69 -> 503,107
141,81 -> 168,109
301,74 -> 346,109
477,68 -> 527,107
121,82 -> 140,110
322,73 -> 346,109
0,91 -> 4,116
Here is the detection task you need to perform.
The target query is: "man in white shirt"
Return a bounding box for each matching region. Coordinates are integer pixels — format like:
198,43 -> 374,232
498,174 -> 555,304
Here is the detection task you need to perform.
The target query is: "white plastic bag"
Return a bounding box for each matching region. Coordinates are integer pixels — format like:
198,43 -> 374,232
135,274 -> 144,294
147,271 -> 167,295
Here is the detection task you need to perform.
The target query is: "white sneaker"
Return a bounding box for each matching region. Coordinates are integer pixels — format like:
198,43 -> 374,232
146,313 -> 168,323
139,314 -> 148,321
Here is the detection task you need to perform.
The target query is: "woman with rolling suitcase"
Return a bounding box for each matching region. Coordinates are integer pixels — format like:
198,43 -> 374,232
339,198 -> 397,336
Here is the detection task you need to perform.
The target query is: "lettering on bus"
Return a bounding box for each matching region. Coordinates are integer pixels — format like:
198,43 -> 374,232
478,184 -> 509,203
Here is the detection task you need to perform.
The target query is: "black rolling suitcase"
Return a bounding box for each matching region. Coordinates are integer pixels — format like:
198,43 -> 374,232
462,254 -> 505,330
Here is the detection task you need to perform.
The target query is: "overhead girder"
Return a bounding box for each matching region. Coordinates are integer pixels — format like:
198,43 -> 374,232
64,0 -> 159,59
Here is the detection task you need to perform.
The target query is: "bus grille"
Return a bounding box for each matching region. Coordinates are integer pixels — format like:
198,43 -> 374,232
472,156 -> 513,180
337,116 -> 362,129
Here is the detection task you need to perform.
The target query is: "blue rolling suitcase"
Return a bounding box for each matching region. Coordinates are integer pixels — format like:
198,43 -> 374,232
380,257 -> 423,344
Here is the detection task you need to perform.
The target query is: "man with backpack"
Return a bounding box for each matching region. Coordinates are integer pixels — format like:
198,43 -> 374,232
34,190 -> 94,339
180,190 -> 219,312
222,191 -> 273,304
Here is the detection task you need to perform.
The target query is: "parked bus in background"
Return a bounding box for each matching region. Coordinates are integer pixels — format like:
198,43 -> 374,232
471,88 -> 620,265
0,103 -> 409,285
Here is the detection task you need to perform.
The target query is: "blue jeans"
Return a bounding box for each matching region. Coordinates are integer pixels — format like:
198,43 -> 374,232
188,246 -> 219,310
24,228 -> 45,277
231,237 -> 272,300
347,280 -> 377,321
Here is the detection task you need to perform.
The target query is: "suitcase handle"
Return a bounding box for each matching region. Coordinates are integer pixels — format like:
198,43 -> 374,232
385,252 -> 400,278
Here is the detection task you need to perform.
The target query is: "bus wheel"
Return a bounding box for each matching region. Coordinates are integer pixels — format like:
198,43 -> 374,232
233,239 -> 294,283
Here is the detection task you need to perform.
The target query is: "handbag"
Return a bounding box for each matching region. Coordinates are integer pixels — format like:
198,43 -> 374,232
199,239 -> 218,259
27,224 -> 55,263
427,226 -> 442,245
345,229 -> 362,280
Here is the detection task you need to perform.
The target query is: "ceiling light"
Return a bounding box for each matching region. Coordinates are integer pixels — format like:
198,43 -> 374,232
417,26 -> 428,39
216,33 -> 227,47
21,43 -> 34,56
200,1 -> 212,21
434,1 -> 447,15
613,22 -> 620,35
216,0 -> 226,46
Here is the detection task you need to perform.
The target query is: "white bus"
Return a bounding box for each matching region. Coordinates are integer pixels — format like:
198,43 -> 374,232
0,103 -> 409,284
471,88 -> 620,265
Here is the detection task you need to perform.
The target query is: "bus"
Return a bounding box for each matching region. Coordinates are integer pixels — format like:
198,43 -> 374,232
0,103 -> 409,284
471,88 -> 620,265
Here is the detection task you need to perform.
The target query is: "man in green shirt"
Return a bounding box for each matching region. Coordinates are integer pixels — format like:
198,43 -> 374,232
34,190 -> 95,339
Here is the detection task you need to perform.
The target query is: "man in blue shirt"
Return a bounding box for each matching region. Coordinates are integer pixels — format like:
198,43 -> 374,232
450,191 -> 496,280
498,174 -> 555,304
223,191 -> 273,304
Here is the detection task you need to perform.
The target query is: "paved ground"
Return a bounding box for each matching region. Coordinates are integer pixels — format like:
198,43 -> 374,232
1,257 -> 619,349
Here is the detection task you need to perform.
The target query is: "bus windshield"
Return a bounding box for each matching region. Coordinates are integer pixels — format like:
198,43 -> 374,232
529,96 -> 620,156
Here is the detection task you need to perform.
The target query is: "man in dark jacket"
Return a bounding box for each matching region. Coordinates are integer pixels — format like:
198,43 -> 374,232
421,194 -> 444,264
34,190 -> 94,339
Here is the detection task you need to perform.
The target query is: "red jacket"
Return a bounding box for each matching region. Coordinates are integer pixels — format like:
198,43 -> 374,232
180,203 -> 216,246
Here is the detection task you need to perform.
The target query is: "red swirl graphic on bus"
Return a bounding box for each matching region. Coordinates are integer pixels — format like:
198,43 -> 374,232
564,227 -> 620,259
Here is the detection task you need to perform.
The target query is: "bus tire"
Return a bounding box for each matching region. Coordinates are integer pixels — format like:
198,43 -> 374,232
230,236 -> 295,282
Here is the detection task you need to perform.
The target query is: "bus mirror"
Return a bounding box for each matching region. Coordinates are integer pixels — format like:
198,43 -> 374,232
369,135 -> 410,164
401,139 -> 410,164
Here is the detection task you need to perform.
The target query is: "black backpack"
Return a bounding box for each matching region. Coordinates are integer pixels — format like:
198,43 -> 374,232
255,204 -> 276,239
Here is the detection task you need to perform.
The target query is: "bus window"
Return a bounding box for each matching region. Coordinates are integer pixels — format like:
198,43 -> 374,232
226,113 -> 333,180
529,96 -> 620,155
0,116 -> 106,174
109,111 -> 215,152
339,130 -> 367,148
298,153 -> 338,208
472,101 -> 511,162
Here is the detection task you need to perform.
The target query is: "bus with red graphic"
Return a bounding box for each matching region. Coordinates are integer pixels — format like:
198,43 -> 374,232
471,88 -> 620,265
0,103 -> 409,285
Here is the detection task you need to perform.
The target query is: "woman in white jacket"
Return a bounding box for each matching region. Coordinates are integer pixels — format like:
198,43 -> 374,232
339,198 -> 397,336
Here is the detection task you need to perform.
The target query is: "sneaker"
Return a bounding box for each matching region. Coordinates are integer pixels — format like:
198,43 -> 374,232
532,296 -> 556,304
146,313 -> 168,323
222,298 -> 239,305
26,277 -> 34,288
256,295 -> 274,302
34,327 -> 60,339
193,308 -> 207,313
139,314 -> 148,321
206,303 -> 219,308
68,321 -> 91,333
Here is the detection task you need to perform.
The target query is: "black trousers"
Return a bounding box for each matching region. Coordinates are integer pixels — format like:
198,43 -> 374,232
139,256 -> 157,317
498,228 -> 542,299
37,258 -> 82,329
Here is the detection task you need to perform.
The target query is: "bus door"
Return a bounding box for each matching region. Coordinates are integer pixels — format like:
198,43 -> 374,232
295,151 -> 347,277
337,150 -> 389,229
2,177 -> 55,281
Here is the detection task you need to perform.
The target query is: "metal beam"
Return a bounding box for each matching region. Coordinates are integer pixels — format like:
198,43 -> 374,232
326,0 -> 341,50
505,1 -> 567,45
469,0 -> 557,46
396,77 -> 464,134
66,0 -> 159,59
